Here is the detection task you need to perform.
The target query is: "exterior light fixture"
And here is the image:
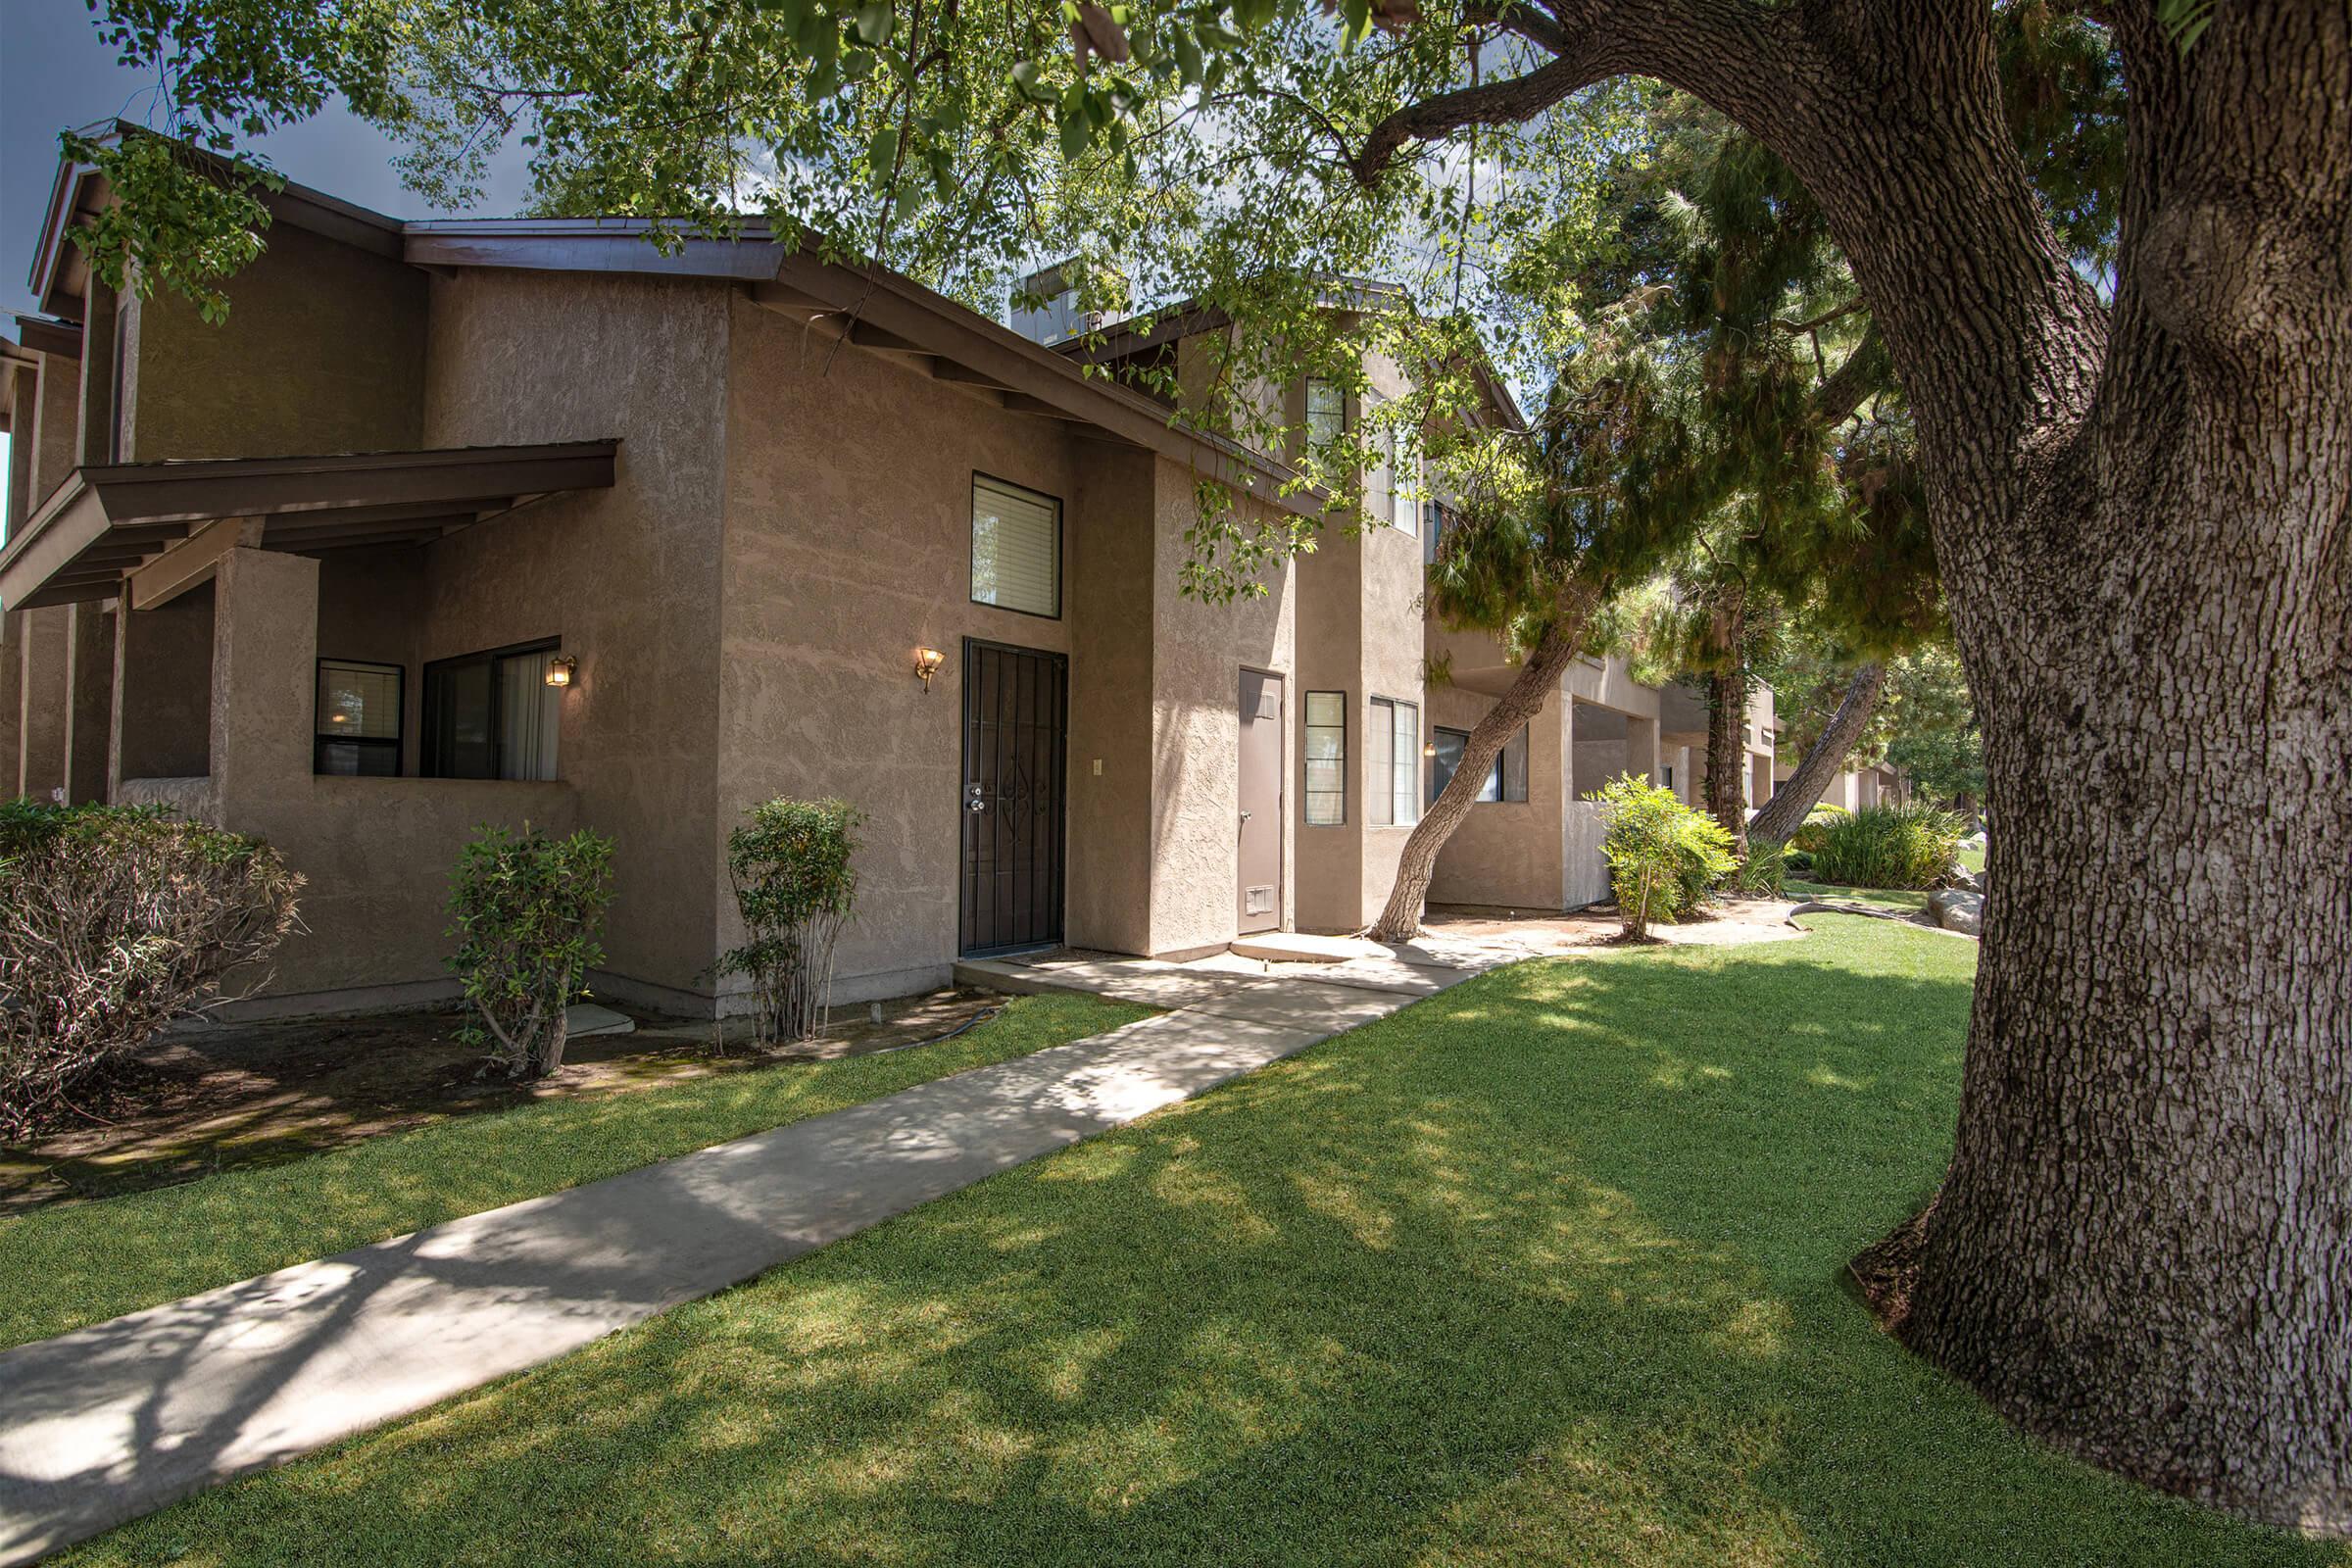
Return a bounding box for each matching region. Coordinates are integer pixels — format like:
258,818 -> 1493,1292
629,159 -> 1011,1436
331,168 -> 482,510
545,655 -> 577,688
913,646 -> 946,690
1422,739 -> 1437,759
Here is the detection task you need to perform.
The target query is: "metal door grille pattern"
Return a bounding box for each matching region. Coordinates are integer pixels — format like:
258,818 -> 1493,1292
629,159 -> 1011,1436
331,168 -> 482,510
960,640 -> 1067,956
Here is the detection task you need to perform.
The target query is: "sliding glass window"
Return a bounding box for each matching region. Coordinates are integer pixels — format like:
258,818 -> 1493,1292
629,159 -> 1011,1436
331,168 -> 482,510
423,641 -> 562,781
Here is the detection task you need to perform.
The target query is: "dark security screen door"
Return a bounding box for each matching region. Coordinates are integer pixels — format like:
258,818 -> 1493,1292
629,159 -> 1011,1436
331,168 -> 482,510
960,639 -> 1068,956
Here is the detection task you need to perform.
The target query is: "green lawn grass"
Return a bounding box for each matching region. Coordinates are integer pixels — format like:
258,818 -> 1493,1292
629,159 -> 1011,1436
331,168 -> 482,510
0,992 -> 1152,1349
65,918 -> 2338,1567
1959,843 -> 1987,873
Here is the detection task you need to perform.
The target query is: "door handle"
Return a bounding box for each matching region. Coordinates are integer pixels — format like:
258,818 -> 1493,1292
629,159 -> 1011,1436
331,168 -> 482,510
966,785 -> 988,813
1239,809 -> 1252,823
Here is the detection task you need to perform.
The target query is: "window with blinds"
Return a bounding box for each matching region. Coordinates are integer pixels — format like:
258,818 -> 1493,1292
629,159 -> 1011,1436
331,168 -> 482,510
970,474 -> 1061,618
1304,690 -> 1347,825
1368,696 -> 1420,827
315,659 -> 403,776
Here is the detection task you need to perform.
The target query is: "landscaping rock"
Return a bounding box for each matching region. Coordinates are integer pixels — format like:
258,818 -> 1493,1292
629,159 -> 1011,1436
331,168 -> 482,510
1929,890 -> 1984,936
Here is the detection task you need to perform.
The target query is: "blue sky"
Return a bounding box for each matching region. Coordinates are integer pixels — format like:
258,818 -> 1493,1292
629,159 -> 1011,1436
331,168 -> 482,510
0,1 -> 521,488
1,1 -> 531,322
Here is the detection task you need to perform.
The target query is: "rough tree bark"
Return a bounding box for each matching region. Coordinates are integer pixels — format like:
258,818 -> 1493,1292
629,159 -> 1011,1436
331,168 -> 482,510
1746,661 -> 1885,843
1366,583 -> 1600,941
1355,0 -> 2350,1529
1701,664 -> 1749,854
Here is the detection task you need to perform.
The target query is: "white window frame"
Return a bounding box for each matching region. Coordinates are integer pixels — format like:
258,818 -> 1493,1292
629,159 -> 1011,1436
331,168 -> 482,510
969,473 -> 1062,620
1368,696 -> 1420,828
1303,690 -> 1347,826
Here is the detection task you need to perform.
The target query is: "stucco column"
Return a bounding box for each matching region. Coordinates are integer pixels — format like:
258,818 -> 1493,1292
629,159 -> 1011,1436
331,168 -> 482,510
17,606 -> 71,800
114,583 -> 217,788
0,611 -> 23,794
210,547 -> 320,816
1624,712 -> 1661,789
64,600 -> 116,804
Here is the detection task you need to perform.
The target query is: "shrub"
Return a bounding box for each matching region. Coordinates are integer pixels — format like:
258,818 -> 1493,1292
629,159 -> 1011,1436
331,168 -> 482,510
1588,774 -> 1736,939
1788,803 -> 1850,853
1809,803 -> 1970,890
1784,848 -> 1816,877
446,824 -> 614,1079
717,799 -> 864,1044
0,800 -> 302,1137
1733,836 -> 1791,896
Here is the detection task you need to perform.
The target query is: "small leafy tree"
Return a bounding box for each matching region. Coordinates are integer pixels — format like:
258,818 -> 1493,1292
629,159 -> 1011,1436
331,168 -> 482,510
717,799 -> 863,1045
1588,773 -> 1735,939
0,800 -> 301,1136
445,824 -> 614,1080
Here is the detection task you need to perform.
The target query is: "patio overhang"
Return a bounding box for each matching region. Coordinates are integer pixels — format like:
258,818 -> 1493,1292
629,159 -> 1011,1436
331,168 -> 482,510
0,441 -> 618,610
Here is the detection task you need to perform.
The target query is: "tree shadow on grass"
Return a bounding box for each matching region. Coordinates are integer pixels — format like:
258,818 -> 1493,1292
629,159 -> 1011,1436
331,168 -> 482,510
72,930 -> 2341,1568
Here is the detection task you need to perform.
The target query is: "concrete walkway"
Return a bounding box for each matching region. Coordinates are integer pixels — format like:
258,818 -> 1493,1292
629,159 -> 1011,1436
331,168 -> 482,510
0,953 -> 1472,1565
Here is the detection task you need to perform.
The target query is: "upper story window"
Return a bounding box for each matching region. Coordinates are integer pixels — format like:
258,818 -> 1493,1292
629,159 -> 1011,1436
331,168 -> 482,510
1303,690 -> 1347,826
423,641 -> 562,781
970,474 -> 1061,619
316,659 -> 403,777
1305,377 -> 1346,454
1367,696 -> 1420,827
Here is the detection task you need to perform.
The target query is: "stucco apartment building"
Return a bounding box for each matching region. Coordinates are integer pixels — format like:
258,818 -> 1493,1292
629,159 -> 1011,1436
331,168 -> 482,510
1419,615 -> 1780,912
0,129 -> 1507,1018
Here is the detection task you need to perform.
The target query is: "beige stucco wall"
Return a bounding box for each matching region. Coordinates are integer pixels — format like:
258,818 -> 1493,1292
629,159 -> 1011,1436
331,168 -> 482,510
1421,646 -> 1680,912
123,223 -> 426,462
416,269 -> 731,1004
16,606 -> 70,798
155,548 -> 584,1003
29,349 -> 78,510
1065,445 -> 1159,957
1291,346 -> 1426,932
63,600 -> 113,804
113,581 -> 214,786
1424,678 -> 1567,910
1145,464 -> 1297,956
716,296 -> 1086,1003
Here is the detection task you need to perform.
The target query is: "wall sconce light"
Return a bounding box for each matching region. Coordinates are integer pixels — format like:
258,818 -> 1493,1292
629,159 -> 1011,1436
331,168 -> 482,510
913,646 -> 946,691
1422,739 -> 1437,759
545,655 -> 577,688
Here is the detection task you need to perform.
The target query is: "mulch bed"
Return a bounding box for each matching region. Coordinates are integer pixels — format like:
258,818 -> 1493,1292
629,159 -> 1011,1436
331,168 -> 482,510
1,989 -> 1004,1212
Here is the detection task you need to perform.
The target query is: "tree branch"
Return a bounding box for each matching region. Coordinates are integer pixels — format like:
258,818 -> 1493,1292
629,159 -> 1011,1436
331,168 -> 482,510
1348,0 -> 1806,186
1811,322 -> 1886,428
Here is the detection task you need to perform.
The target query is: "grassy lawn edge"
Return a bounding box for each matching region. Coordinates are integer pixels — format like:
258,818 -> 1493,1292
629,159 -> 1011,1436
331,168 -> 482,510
0,991 -> 1152,1349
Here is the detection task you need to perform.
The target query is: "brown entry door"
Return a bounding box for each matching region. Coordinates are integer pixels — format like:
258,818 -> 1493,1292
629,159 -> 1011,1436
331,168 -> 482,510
960,639 -> 1068,956
1238,668 -> 1284,934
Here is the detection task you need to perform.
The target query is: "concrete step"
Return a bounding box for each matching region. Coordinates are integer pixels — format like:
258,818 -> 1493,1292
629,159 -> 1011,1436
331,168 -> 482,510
1229,931 -> 1384,964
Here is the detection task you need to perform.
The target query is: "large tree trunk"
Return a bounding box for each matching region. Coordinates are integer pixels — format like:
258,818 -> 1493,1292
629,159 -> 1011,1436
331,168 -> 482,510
1746,662 -> 1885,843
1365,585 -> 1599,942
1701,664 -> 1749,854
1359,3 -> 2350,1521
1797,9 -> 2351,1530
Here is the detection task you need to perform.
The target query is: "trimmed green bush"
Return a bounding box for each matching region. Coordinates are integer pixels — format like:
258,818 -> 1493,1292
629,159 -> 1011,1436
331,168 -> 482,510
718,799 -> 864,1044
446,824 -> 615,1079
0,799 -> 302,1136
1808,803 -> 1969,890
1588,774 -> 1736,939
1788,803 -> 1850,853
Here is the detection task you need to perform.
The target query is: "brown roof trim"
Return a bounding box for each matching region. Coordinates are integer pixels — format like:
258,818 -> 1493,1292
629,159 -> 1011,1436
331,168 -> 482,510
0,441 -> 616,610
1066,283 -> 1528,435
401,219 -> 1323,515
8,313 -> 81,360
28,122 -> 405,319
